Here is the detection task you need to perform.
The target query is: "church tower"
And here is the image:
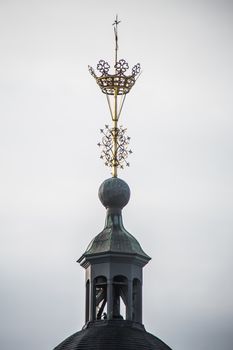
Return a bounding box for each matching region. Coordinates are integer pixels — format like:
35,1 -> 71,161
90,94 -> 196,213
54,17 -> 172,350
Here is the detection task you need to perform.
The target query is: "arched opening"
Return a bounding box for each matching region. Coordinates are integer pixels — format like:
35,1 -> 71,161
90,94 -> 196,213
113,275 -> 128,320
85,280 -> 90,322
132,278 -> 142,323
94,276 -> 107,320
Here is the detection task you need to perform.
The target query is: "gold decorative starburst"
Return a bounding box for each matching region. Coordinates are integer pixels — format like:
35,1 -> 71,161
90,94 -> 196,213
97,125 -> 132,169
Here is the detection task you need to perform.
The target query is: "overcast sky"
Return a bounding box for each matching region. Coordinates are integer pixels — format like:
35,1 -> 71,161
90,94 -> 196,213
0,1 -> 233,349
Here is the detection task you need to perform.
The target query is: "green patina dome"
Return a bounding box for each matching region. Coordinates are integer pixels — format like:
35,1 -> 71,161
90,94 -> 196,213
79,178 -> 150,261
84,212 -> 149,259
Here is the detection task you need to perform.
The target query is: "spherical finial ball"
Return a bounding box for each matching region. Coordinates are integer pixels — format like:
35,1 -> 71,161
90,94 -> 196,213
98,177 -> 130,209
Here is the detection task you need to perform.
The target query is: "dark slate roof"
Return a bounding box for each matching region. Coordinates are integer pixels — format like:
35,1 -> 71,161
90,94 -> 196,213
54,321 -> 172,350
83,218 -> 150,260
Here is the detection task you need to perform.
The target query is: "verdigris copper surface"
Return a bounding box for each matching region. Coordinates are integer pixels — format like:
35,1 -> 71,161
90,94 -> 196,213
81,177 -> 150,259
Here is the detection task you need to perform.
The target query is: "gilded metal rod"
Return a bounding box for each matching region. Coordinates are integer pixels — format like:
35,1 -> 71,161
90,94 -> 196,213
112,88 -> 118,177
117,93 -> 126,120
113,15 -> 120,68
115,29 -> 118,67
106,94 -> 114,120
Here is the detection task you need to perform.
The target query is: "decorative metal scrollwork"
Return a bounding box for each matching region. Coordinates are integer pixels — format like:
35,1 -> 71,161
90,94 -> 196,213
88,65 -> 96,78
88,59 -> 141,95
115,59 -> 129,74
98,125 -> 132,169
97,60 -> 110,75
132,63 -> 141,76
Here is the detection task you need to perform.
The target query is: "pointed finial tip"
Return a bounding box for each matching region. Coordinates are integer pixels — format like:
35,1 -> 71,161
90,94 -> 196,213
112,14 -> 121,26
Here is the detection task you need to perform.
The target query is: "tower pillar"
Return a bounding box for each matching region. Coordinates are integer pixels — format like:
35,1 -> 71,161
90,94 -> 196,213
126,278 -> 132,320
107,279 -> 113,320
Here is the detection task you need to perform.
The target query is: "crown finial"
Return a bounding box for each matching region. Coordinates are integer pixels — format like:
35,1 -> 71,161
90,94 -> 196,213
88,18 -> 141,177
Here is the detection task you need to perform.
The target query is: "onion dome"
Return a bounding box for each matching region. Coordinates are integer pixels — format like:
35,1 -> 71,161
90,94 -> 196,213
78,178 -> 150,265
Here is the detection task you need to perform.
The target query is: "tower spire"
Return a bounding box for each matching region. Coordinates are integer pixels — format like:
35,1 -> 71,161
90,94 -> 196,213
54,17 -> 173,350
88,16 -> 141,177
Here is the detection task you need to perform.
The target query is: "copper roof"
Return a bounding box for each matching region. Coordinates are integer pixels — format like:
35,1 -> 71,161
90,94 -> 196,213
78,208 -> 150,263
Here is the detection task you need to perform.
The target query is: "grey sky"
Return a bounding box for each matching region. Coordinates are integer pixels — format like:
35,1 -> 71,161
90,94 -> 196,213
0,1 -> 233,349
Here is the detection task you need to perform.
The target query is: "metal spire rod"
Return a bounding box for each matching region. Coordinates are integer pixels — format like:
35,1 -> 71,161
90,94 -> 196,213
112,14 -> 121,67
112,15 -> 121,177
